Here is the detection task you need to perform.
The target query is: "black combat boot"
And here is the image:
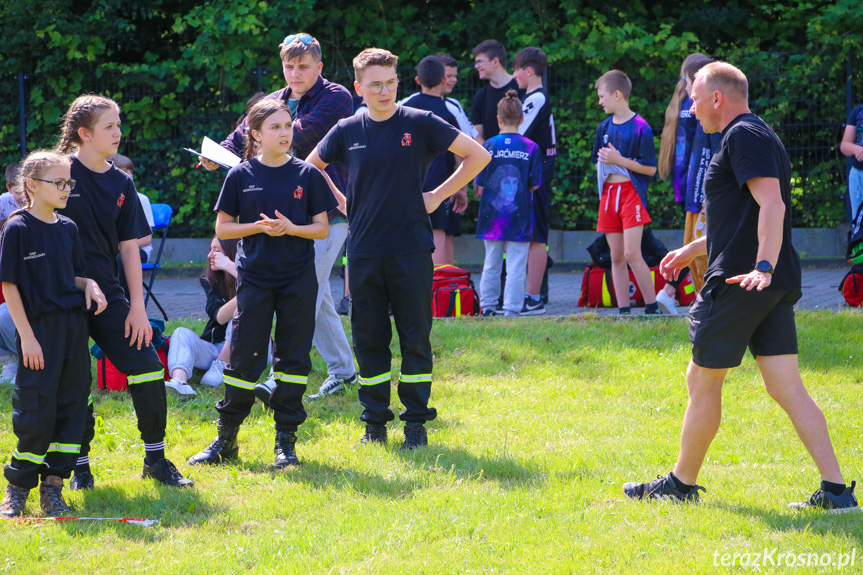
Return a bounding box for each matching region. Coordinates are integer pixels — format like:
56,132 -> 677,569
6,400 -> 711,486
188,422 -> 239,466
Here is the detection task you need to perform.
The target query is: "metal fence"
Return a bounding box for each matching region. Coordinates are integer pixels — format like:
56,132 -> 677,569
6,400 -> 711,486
1,50 -> 858,236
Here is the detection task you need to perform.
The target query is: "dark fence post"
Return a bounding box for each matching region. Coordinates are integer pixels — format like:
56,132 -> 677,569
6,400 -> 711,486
17,70 -> 27,158
256,65 -> 263,93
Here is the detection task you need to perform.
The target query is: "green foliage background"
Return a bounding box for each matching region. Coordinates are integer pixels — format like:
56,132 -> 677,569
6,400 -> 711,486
0,0 -> 860,236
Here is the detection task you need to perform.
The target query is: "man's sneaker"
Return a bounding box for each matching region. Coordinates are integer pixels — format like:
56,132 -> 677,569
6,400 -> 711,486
401,422 -> 428,451
336,296 -> 351,316
142,458 -> 194,488
481,308 -> 498,317
503,310 -> 519,317
0,483 -> 29,518
360,423 -> 387,445
520,296 -> 546,316
623,473 -> 705,503
655,290 -> 678,315
309,373 -> 357,400
0,355 -> 18,385
69,469 -> 94,491
188,423 -> 239,466
643,306 -> 663,315
254,374 -> 277,408
165,378 -> 197,398
789,481 -> 860,513
39,476 -> 71,517
271,432 -> 300,469
200,359 -> 227,387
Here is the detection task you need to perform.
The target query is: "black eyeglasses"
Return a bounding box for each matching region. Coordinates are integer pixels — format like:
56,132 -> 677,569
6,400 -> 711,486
283,33 -> 314,46
32,178 -> 76,191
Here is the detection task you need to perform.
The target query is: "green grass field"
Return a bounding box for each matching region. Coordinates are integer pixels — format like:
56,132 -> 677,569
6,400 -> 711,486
0,312 -> 861,574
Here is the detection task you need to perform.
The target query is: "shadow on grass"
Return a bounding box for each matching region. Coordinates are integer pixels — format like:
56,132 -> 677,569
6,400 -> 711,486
712,502 -> 863,546
57,483 -> 224,537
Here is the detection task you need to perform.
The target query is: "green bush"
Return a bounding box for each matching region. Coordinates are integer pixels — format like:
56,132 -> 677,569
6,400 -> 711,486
1,0 -> 860,235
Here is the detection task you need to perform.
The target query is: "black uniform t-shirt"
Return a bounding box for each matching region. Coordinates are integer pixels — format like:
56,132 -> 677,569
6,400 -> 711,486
214,156 -> 337,287
471,78 -> 524,140
58,156 -> 151,302
0,212 -> 86,318
401,92 -> 458,191
317,106 -> 460,258
703,113 -> 801,290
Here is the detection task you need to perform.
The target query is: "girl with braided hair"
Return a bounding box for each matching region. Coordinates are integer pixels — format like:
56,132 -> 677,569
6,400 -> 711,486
55,95 -> 192,489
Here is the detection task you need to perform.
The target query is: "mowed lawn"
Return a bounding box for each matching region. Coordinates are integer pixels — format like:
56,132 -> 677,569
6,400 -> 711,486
0,312 -> 860,574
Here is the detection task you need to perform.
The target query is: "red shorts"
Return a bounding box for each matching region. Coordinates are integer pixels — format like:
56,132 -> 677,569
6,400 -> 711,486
597,180 -> 651,233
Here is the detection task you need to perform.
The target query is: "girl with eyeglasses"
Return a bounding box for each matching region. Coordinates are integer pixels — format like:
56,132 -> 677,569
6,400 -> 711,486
54,95 -> 193,490
0,150 -> 107,517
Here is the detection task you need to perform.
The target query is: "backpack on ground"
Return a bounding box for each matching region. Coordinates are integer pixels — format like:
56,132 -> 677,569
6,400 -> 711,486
839,263 -> 863,307
432,264 -> 479,317
578,264 -> 668,308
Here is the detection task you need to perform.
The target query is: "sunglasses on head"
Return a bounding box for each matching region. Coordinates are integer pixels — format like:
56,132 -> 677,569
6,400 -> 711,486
283,33 -> 314,46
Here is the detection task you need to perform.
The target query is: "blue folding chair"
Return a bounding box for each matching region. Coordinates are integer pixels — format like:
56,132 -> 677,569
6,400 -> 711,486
142,203 -> 173,321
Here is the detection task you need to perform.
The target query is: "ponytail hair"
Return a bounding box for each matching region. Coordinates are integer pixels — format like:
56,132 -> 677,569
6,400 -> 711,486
497,90 -> 523,126
242,98 -> 292,161
10,150 -> 71,219
658,53 -> 712,180
54,95 -> 120,154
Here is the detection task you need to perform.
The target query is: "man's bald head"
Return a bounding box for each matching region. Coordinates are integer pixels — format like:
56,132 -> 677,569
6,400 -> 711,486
695,62 -> 748,104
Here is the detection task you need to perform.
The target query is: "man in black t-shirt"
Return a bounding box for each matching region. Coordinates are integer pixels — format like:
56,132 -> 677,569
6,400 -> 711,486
308,48 -> 490,450
470,40 -> 524,144
401,55 -> 460,265
623,62 -> 858,512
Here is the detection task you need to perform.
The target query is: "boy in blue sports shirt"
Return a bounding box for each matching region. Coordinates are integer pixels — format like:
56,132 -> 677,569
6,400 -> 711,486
591,70 -> 660,315
308,48 -> 490,449
841,101 -> 863,217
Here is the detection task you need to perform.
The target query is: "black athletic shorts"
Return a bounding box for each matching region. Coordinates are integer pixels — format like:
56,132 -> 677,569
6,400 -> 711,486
532,158 -> 554,244
429,198 -> 449,231
446,205 -> 462,237
689,277 -> 801,369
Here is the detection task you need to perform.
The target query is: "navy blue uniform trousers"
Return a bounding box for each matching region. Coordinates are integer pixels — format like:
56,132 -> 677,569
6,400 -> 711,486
5,309 -> 90,489
216,266 -> 316,433
349,250 -> 437,425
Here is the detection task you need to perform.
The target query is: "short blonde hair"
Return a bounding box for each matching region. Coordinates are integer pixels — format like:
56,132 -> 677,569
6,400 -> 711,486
596,70 -> 632,100
696,61 -> 748,103
353,48 -> 398,81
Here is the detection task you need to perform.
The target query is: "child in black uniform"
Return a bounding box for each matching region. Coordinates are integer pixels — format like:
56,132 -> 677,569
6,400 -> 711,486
308,48 -> 490,449
189,98 -> 336,469
55,95 -> 192,489
0,151 -> 107,517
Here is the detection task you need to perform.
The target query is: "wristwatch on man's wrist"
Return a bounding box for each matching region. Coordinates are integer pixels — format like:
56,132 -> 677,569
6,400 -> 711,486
755,260 -> 774,275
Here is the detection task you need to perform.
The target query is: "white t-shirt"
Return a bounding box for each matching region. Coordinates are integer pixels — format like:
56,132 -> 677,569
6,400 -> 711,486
137,192 -> 155,260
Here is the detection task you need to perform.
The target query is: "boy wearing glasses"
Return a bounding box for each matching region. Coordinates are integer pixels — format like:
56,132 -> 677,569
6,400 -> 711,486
204,33 -> 358,403
471,40 -> 524,144
308,48 -> 490,450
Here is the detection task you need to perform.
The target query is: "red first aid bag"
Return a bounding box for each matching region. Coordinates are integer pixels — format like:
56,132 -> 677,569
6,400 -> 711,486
578,265 -> 669,307
96,337 -> 171,393
432,264 -> 479,317
839,265 -> 863,307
